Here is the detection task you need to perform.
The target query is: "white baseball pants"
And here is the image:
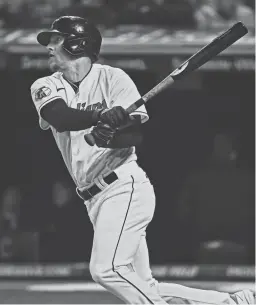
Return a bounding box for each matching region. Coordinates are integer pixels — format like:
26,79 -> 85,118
84,162 -> 234,304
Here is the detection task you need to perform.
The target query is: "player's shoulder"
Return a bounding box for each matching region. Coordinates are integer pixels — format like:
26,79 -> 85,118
92,63 -> 127,78
31,72 -> 62,90
237,4 -> 254,16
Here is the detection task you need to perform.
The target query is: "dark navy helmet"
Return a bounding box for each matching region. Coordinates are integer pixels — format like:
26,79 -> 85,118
37,16 -> 102,62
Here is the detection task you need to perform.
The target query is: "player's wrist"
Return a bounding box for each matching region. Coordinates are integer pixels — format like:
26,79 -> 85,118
91,109 -> 104,125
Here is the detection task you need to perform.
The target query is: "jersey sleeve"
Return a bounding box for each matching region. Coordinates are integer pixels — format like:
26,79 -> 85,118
31,77 -> 62,130
110,69 -> 149,124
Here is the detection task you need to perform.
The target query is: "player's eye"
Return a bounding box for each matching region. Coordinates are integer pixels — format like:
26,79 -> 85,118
52,36 -> 63,44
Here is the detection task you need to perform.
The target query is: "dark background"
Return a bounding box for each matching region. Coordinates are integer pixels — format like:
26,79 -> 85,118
0,66 -> 254,264
0,0 -> 254,267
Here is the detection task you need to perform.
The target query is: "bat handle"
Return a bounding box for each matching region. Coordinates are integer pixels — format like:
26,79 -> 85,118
84,133 -> 96,146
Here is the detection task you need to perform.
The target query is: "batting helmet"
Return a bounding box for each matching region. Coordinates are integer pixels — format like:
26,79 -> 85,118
37,16 -> 102,62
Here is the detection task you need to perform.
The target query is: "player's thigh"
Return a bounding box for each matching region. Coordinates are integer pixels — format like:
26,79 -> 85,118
133,234 -> 153,282
90,177 -> 155,268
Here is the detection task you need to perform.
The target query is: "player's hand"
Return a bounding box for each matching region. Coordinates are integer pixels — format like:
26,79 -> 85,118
99,106 -> 130,128
85,103 -> 105,125
91,121 -> 116,148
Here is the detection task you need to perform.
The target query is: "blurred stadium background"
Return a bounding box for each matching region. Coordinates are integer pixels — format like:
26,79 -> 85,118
0,0 -> 255,303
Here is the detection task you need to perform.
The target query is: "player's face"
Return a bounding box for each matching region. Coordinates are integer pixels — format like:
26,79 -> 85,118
46,34 -> 71,72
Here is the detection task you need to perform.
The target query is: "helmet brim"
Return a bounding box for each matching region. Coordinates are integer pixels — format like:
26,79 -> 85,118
37,30 -> 67,46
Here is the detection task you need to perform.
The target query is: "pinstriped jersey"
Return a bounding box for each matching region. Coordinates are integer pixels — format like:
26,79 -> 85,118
31,64 -> 149,188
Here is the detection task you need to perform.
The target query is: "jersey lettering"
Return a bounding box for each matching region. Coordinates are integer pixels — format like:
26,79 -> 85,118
77,99 -> 108,111
77,102 -> 86,110
101,99 -> 107,109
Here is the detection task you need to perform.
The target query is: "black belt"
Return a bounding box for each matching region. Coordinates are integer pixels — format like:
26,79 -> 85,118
78,172 -> 118,201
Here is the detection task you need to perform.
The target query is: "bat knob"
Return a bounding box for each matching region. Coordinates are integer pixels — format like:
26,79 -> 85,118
84,133 -> 95,146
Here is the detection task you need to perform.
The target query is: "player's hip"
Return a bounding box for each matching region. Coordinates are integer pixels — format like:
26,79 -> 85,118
74,150 -> 138,188
114,160 -> 149,181
85,172 -> 155,226
76,161 -> 153,203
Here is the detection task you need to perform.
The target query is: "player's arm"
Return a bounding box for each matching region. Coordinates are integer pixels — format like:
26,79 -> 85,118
41,99 -> 103,132
31,79 -> 103,132
90,69 -> 148,148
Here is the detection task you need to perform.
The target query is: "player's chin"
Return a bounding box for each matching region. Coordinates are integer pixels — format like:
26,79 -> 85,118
49,62 -> 59,72
48,59 -> 59,72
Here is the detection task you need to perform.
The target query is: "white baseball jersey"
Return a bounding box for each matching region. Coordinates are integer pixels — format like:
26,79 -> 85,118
31,64 -> 149,189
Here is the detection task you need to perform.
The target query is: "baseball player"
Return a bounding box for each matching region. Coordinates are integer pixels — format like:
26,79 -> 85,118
31,16 -> 255,304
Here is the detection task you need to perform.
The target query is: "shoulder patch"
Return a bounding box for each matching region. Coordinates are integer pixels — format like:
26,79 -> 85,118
34,86 -> 52,101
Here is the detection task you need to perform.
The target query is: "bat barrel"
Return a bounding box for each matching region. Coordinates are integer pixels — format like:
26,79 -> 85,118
211,22 -> 248,51
171,22 -> 248,81
221,21 -> 248,40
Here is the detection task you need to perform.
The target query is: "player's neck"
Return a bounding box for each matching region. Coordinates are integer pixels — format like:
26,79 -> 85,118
62,57 -> 92,83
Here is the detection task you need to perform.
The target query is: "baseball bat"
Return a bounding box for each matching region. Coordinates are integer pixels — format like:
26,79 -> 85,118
84,22 -> 248,146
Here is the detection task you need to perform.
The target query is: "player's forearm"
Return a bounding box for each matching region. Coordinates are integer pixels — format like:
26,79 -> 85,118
54,108 -> 100,132
41,99 -> 101,132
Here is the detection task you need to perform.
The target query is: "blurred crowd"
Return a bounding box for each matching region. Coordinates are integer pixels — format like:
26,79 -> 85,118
0,131 -> 254,263
0,179 -> 90,262
176,132 -> 255,264
0,0 -> 254,31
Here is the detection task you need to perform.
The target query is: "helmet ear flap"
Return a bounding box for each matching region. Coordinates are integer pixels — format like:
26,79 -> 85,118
62,36 -> 97,61
63,37 -> 87,55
